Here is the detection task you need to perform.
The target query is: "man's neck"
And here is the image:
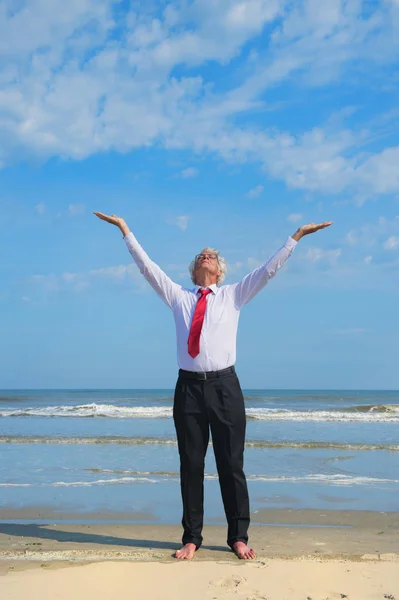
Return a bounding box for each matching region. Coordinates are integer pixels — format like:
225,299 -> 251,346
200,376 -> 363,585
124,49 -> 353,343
195,275 -> 217,288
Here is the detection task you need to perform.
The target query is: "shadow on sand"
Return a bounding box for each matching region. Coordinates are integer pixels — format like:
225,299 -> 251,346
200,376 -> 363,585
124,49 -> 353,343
0,523 -> 228,555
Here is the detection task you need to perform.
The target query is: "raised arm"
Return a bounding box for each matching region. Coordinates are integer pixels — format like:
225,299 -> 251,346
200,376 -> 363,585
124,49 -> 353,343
94,212 -> 183,309
234,221 -> 333,309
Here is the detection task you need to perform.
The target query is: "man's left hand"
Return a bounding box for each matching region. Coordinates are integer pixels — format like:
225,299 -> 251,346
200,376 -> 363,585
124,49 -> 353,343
292,221 -> 333,241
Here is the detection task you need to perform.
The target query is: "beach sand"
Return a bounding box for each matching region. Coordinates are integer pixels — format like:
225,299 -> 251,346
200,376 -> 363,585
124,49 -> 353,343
0,508 -> 398,599
1,558 -> 398,600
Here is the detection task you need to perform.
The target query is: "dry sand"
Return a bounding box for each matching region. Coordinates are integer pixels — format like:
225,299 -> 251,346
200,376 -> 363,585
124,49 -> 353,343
1,557 -> 398,600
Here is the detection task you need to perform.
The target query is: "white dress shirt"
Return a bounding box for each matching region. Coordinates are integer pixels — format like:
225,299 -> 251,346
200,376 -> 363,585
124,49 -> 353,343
124,232 -> 297,372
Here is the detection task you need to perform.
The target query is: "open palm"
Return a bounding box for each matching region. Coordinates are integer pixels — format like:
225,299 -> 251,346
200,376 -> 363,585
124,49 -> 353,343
93,212 -> 124,227
299,221 -> 333,236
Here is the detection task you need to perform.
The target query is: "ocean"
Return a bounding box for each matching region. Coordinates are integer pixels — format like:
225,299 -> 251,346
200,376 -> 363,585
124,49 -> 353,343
0,389 -> 398,523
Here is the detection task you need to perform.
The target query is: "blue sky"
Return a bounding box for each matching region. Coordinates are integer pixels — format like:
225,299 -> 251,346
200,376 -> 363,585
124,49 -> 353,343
1,0 -> 399,389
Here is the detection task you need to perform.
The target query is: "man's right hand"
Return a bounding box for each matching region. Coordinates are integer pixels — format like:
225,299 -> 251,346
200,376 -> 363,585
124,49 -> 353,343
94,212 -> 130,237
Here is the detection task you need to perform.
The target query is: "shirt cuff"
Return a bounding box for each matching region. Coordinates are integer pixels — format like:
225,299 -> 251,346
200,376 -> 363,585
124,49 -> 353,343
285,236 -> 298,249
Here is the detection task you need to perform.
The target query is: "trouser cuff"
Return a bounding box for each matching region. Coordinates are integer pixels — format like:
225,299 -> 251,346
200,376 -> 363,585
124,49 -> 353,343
228,537 -> 248,549
182,538 -> 202,550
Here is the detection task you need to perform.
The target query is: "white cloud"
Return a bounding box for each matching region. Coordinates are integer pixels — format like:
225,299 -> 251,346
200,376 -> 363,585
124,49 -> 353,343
355,147 -> 399,195
254,0 -> 399,91
59,272 -> 89,291
167,215 -> 189,231
364,255 -> 373,264
30,274 -> 61,293
226,260 -> 244,275
246,184 -> 264,198
35,202 -> 45,215
0,0 -> 398,201
343,216 -> 399,249
287,213 -> 303,223
384,236 -> 399,250
90,265 -> 134,280
305,247 -> 342,265
179,167 -> 198,179
345,230 -> 357,246
29,261 -> 145,296
137,0 -> 286,69
68,203 -> 85,216
61,272 -> 80,283
246,257 -> 263,269
327,328 -> 368,336
90,264 -> 147,289
0,0 -> 286,165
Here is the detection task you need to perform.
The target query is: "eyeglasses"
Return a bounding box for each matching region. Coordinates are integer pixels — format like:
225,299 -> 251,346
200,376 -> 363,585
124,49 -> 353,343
195,253 -> 218,262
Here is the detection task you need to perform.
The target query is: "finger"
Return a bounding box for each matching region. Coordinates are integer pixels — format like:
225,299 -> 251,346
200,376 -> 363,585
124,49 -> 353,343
94,212 -> 116,223
315,221 -> 333,230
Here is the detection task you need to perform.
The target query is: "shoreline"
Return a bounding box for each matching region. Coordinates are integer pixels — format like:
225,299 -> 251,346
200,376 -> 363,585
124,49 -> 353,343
1,505 -> 399,524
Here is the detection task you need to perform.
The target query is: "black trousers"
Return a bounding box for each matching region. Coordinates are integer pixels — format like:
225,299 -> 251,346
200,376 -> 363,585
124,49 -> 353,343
173,366 -> 250,549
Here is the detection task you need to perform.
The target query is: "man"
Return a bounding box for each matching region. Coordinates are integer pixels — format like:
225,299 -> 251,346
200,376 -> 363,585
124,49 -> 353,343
94,211 -> 332,560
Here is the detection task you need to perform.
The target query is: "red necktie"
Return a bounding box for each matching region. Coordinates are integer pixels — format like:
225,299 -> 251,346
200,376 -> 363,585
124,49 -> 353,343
188,289 -> 212,358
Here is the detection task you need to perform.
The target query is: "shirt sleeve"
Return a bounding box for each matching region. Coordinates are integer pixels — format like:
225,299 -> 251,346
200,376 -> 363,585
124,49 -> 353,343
233,236 -> 297,309
124,232 -> 183,309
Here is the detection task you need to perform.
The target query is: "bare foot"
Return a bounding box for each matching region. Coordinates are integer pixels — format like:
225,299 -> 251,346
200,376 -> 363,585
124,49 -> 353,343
175,543 -> 197,560
232,541 -> 256,560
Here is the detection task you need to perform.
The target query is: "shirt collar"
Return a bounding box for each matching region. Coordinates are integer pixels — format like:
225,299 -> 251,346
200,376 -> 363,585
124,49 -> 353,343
194,284 -> 218,295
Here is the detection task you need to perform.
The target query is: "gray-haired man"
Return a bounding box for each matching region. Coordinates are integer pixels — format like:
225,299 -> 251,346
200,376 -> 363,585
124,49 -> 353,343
94,211 -> 332,560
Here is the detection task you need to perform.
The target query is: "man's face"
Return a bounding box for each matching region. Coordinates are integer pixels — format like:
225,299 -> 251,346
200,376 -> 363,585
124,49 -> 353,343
194,250 -> 221,281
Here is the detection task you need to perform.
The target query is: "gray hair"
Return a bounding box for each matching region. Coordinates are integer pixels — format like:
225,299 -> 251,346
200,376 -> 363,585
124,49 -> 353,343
189,247 -> 227,286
